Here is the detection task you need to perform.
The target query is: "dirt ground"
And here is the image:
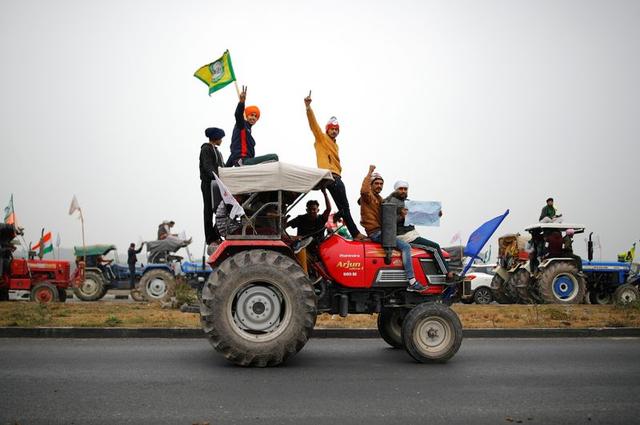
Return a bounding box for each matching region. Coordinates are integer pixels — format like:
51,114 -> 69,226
1,301 -> 639,329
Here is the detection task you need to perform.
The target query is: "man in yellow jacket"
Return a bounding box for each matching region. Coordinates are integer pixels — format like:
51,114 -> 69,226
304,93 -> 364,240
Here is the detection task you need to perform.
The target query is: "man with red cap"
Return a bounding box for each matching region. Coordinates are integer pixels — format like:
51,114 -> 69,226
304,93 -> 365,240
227,86 -> 278,167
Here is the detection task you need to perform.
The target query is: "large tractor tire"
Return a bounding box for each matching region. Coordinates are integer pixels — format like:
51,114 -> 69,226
73,271 -> 106,301
139,269 -> 176,302
200,249 -> 317,367
377,308 -> 408,348
614,284 -> 640,305
491,275 -> 515,304
588,290 -> 612,305
512,269 -> 536,304
31,282 -> 59,304
402,302 -> 463,363
536,262 -> 586,304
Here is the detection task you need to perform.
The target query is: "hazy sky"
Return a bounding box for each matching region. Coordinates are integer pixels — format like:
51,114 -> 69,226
1,0 -> 639,261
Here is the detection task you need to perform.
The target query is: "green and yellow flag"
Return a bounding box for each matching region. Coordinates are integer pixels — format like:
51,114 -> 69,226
194,50 -> 236,95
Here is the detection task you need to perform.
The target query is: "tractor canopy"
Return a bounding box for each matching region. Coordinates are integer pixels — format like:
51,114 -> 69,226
219,161 -> 334,195
524,223 -> 586,234
73,244 -> 117,257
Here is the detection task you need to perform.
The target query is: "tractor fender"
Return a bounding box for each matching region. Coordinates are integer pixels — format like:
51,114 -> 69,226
207,240 -> 292,269
494,266 -> 510,284
142,264 -> 175,274
538,257 -> 576,270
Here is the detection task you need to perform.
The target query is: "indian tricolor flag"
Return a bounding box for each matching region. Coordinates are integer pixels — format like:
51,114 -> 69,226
4,194 -> 15,224
33,232 -> 53,255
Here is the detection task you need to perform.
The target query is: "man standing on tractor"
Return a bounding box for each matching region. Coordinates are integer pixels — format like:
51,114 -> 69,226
384,180 -> 457,282
359,166 -> 423,292
539,197 -> 563,223
304,92 -> 365,241
226,86 -> 278,167
200,127 -> 226,251
127,242 -> 144,289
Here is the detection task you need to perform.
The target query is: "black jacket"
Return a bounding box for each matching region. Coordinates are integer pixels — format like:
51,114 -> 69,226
128,245 -> 143,266
200,143 -> 225,183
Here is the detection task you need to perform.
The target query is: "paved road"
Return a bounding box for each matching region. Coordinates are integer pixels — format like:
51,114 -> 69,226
1,338 -> 639,424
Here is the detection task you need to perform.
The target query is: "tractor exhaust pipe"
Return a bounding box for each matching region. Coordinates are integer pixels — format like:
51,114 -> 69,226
381,203 -> 397,265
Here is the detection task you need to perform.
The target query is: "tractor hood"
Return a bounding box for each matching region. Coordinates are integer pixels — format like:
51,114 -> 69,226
218,162 -> 334,195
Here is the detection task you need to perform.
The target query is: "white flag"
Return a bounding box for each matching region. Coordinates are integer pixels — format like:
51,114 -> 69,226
68,195 -> 81,215
55,233 -> 61,248
213,173 -> 245,219
450,231 -> 462,244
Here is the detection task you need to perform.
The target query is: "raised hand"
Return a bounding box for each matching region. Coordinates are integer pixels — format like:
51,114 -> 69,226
239,85 -> 247,102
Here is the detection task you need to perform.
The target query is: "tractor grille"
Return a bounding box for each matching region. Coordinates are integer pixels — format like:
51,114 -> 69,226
373,269 -> 408,287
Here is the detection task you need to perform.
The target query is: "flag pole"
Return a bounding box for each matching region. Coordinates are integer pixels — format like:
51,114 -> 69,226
234,81 -> 241,99
79,208 -> 86,265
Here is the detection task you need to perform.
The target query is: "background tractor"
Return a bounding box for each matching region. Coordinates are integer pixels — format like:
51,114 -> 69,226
1,223 -> 74,303
199,162 -> 502,367
583,240 -> 639,304
492,223 -> 586,304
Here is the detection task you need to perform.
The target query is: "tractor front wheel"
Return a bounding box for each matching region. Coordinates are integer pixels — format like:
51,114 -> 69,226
200,249 -> 317,367
377,308 -> 408,348
139,269 -> 176,302
73,271 -> 106,301
614,284 -> 639,305
402,302 -> 463,363
491,275 -> 515,304
589,290 -> 612,305
31,282 -> 59,304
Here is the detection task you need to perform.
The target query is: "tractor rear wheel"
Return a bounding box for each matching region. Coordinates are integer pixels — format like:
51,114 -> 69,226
73,271 -> 106,301
31,282 -> 59,304
614,284 -> 639,305
537,262 -> 586,304
200,249 -> 317,367
491,275 -> 515,304
139,269 -> 176,302
402,302 -> 463,363
377,308 -> 408,348
589,290 -> 612,305
512,269 -> 535,304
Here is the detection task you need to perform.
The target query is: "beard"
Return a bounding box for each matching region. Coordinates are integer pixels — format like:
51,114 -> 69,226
396,191 -> 407,200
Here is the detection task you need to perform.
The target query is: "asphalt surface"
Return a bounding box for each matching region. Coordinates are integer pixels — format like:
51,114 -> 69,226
1,338 -> 639,425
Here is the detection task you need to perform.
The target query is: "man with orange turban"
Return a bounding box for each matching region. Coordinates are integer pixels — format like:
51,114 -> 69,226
226,86 -> 278,167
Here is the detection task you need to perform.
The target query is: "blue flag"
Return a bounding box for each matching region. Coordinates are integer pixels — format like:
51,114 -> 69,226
462,210 -> 509,275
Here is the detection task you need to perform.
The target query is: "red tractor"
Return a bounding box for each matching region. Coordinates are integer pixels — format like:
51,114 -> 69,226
0,224 -> 74,303
200,163 -> 468,367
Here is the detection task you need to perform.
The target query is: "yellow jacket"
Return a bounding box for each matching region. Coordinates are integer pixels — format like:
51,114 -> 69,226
306,107 -> 342,176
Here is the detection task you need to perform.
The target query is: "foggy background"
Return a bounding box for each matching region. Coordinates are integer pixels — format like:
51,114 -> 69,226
1,0 -> 639,262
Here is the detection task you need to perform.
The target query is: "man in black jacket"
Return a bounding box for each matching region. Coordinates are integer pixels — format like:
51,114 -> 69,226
200,127 -> 226,250
127,242 -> 144,289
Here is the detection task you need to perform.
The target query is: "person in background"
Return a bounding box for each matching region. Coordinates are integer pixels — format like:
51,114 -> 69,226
127,242 -> 144,289
304,92 -> 365,240
539,197 -> 563,223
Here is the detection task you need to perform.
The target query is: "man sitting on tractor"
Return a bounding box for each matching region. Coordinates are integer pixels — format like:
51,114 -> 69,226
286,188 -> 331,274
359,165 -> 423,292
384,180 -> 457,282
539,197 -> 563,223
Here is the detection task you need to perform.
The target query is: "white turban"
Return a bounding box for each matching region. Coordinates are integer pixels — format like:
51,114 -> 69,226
394,180 -> 409,190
